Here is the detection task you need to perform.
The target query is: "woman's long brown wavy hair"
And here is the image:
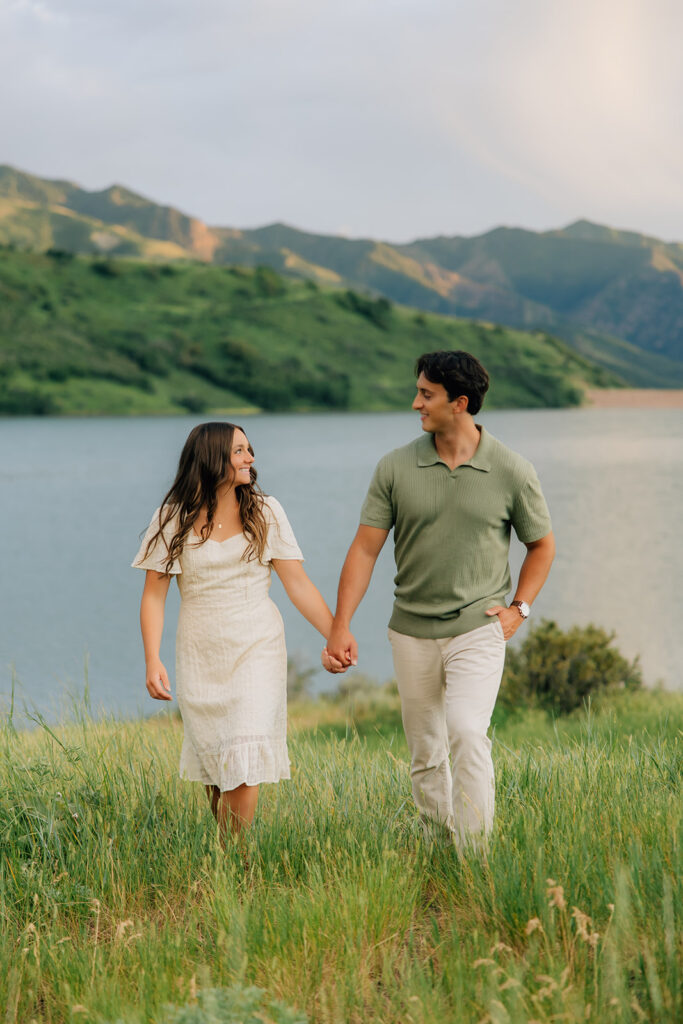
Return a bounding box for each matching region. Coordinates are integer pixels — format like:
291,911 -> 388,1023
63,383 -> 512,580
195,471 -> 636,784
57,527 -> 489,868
143,422 -> 268,574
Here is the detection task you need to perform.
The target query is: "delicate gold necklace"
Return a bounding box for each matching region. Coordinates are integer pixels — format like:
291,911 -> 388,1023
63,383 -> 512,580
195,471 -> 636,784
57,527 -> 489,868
214,499 -> 237,530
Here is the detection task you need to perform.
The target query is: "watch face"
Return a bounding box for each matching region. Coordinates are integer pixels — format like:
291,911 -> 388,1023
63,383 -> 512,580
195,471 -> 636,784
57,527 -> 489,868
519,601 -> 530,618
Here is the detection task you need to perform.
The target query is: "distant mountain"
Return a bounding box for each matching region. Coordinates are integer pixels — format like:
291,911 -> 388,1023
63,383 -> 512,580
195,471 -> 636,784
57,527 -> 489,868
0,165 -> 217,261
1,164 -> 682,385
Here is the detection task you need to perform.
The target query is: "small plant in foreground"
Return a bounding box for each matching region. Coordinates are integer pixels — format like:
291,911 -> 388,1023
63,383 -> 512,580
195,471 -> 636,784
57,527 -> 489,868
155,983 -> 306,1024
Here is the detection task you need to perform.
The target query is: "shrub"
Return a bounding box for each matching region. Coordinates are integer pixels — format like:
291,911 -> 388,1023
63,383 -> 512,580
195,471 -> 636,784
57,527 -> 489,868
137,375 -> 155,394
335,290 -> 393,329
0,385 -> 57,415
45,365 -> 69,382
135,341 -> 172,376
177,393 -> 208,413
200,339 -> 350,412
90,259 -> 120,278
46,248 -> 74,262
254,265 -> 286,297
500,619 -> 642,715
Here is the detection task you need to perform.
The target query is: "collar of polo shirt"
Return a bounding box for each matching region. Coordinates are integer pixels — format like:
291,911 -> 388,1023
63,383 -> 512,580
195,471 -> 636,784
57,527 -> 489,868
416,426 -> 492,472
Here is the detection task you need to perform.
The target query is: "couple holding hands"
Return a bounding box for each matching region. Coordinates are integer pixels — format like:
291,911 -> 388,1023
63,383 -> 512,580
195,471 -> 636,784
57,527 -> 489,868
133,350 -> 554,850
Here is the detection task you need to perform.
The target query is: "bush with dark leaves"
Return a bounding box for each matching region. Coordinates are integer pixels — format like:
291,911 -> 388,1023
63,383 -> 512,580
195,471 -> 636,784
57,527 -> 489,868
500,619 -> 642,715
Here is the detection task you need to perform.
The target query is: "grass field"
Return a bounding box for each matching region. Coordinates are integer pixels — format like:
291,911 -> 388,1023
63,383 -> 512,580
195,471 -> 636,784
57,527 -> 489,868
1,689 -> 680,1023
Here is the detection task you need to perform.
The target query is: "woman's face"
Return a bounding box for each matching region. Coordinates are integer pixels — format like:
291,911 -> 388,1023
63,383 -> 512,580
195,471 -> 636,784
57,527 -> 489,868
229,428 -> 255,486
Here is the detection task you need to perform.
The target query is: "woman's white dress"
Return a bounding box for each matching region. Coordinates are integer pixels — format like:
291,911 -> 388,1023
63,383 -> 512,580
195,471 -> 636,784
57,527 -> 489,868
132,497 -> 303,791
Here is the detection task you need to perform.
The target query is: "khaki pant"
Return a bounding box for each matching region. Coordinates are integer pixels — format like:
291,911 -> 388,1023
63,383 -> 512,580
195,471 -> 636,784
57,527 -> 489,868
388,620 -> 506,850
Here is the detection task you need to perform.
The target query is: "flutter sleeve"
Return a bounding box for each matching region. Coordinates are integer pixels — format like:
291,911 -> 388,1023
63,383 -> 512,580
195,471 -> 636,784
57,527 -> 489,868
131,507 -> 182,574
263,497 -> 304,562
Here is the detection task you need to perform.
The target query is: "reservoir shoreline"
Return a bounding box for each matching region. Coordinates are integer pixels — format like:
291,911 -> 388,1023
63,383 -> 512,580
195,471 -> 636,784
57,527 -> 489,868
586,388 -> 683,408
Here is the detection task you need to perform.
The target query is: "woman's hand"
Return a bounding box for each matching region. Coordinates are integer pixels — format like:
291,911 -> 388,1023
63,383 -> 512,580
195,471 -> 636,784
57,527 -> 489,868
145,658 -> 173,700
321,647 -> 348,674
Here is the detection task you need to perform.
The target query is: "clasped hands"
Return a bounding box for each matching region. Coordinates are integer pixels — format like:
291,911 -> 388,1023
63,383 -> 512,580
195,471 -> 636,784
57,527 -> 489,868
321,624 -> 357,674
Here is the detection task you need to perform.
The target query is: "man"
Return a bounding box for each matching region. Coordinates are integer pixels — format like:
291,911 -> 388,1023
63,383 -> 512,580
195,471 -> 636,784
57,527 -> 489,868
325,350 -> 555,850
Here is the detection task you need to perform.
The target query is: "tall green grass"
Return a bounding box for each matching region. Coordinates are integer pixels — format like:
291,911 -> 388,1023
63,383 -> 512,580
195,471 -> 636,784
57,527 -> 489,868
1,691 -> 680,1023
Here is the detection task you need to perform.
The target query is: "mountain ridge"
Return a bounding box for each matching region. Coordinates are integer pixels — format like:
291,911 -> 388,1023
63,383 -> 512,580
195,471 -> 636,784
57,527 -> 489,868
1,164 -> 681,379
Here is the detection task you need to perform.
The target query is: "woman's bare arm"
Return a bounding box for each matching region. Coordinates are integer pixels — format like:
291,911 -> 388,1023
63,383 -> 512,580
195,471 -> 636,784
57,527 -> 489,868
140,570 -> 173,701
271,559 -> 334,638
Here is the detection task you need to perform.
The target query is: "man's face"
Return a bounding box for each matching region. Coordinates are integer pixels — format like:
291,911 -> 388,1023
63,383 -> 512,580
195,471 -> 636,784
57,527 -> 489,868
412,372 -> 463,432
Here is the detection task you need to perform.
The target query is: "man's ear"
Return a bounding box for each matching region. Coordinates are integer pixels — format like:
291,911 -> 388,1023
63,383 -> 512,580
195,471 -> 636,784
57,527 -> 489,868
451,394 -> 469,414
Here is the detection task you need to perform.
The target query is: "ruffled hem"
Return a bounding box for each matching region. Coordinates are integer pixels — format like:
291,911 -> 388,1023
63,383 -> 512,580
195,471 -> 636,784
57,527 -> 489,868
179,737 -> 290,791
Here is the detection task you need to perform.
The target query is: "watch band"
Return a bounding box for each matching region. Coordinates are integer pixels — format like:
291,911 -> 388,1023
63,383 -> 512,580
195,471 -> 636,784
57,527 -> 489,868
511,600 -> 530,619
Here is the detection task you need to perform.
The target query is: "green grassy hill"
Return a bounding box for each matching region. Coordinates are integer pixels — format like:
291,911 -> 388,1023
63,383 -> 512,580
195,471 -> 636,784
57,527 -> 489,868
1,165 -> 682,386
0,248 -> 617,416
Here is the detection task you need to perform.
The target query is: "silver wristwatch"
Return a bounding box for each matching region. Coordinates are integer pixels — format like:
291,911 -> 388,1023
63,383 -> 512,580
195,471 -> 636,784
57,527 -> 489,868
511,600 -> 530,619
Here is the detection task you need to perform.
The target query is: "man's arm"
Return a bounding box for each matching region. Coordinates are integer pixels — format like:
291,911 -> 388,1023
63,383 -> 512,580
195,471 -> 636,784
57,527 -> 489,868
486,531 -> 556,640
326,524 -> 390,665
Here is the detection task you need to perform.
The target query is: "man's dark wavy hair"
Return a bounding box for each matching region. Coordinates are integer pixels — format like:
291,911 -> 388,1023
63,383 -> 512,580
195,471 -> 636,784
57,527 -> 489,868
416,350 -> 490,415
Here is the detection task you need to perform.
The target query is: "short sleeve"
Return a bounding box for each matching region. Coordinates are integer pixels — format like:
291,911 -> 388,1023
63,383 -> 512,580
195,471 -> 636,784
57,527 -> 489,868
359,455 -> 395,530
132,507 -> 182,574
263,497 -> 304,562
511,470 -> 552,544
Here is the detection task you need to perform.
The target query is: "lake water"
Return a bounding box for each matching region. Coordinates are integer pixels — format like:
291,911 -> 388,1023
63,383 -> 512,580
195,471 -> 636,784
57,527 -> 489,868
1,407 -> 681,723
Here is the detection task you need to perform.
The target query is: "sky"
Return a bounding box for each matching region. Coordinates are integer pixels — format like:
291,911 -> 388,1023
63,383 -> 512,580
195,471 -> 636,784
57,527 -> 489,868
1,0 -> 682,243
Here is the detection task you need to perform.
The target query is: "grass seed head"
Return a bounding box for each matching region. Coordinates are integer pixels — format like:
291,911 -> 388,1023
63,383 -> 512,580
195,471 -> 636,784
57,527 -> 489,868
546,878 -> 567,910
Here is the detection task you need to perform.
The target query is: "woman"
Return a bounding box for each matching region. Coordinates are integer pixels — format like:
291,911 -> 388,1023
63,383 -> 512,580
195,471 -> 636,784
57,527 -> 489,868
133,421 -> 340,838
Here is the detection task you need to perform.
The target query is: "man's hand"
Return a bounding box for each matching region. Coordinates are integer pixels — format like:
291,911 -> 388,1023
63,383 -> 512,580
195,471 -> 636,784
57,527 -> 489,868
326,623 -> 358,667
486,604 -> 524,641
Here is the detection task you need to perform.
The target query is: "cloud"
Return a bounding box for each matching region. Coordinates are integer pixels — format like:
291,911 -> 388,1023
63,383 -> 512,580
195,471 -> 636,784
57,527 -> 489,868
0,0 -> 681,239
5,0 -> 68,24
423,0 -> 683,231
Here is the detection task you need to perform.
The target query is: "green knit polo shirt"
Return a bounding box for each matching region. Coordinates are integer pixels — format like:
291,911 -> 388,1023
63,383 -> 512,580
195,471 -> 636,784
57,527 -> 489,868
360,427 -> 552,638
